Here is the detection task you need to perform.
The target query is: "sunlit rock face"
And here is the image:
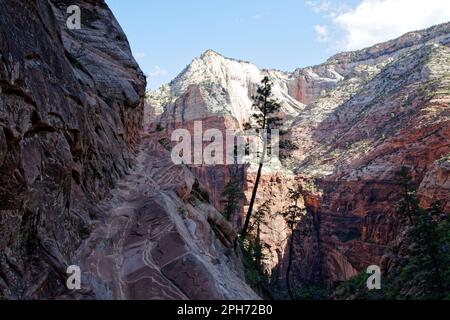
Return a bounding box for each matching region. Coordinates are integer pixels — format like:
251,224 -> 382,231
279,24 -> 450,289
149,49 -> 304,128
2,0 -> 447,300
287,66 -> 343,105
77,136 -> 259,300
147,22 -> 450,292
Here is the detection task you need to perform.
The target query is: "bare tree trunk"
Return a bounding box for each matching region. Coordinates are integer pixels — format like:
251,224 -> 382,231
242,161 -> 264,239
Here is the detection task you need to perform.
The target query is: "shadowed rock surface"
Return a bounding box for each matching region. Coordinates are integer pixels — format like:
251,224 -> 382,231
0,0 -> 145,299
0,0 -> 257,300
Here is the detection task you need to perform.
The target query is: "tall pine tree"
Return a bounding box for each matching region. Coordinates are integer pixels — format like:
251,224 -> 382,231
396,166 -> 416,224
241,76 -> 282,239
395,167 -> 449,298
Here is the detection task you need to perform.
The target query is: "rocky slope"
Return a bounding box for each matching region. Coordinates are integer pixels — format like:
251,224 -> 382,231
288,25 -> 450,287
147,22 -> 450,294
0,0 -> 256,300
154,49 -> 303,128
1,0 -> 448,300
75,135 -> 258,299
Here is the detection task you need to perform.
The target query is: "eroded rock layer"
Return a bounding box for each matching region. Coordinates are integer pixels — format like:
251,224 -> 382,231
147,22 -> 450,294
288,27 -> 450,287
0,0 -> 146,299
75,136 -> 258,300
0,0 -> 258,300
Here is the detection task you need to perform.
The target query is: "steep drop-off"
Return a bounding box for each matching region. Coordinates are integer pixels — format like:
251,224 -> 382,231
0,0 -> 257,300
147,22 -> 450,294
76,135 -> 258,299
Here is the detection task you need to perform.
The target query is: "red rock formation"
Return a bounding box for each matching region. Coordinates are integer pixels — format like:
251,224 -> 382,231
281,36 -> 450,287
1,0 -> 262,300
0,0 -> 145,299
76,137 -> 258,299
146,23 -> 450,294
287,66 -> 342,105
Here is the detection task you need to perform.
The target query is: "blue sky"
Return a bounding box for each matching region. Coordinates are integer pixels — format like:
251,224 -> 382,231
106,0 -> 450,89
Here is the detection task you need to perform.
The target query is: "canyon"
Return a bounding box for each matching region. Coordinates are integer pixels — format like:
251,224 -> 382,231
148,22 -> 450,295
0,0 -> 449,300
0,0 -> 256,299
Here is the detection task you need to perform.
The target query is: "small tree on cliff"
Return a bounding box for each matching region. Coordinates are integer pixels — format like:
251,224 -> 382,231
251,201 -> 271,268
335,173 -> 450,300
282,187 -> 308,300
221,174 -> 245,222
241,201 -> 271,289
394,167 -> 450,298
241,77 -> 282,239
404,201 -> 448,298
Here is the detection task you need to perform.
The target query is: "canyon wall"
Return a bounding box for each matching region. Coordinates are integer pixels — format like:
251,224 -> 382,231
287,24 -> 450,287
75,135 -> 258,299
147,22 -> 450,295
0,0 -> 258,300
1,0 -> 448,301
0,0 -> 146,299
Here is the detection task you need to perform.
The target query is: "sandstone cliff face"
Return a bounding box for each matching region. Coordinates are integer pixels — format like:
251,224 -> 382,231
75,136 -> 258,300
288,28 -> 450,286
147,22 -> 450,294
150,49 -> 304,129
0,0 -> 258,300
0,0 -> 145,299
287,65 -> 343,105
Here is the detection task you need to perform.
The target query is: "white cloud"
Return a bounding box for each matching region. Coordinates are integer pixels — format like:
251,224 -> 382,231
147,66 -> 168,79
252,14 -> 263,20
314,24 -> 330,42
307,0 -> 450,51
334,0 -> 450,51
134,52 -> 146,60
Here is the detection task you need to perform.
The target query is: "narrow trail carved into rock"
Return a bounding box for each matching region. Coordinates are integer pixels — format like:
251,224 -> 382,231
75,134 -> 259,300
75,136 -> 188,299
